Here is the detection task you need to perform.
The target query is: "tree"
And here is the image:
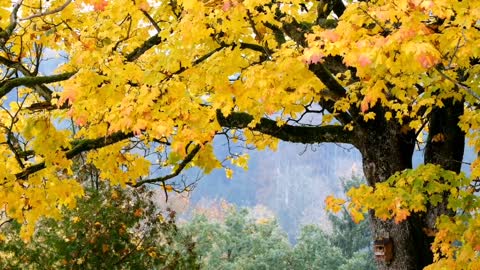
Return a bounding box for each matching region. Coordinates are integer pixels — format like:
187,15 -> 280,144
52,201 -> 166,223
184,207 -> 292,269
291,177 -> 376,270
327,178 -> 375,268
291,224 -> 347,270
0,183 -> 199,269
0,0 -> 479,269
183,204 -> 374,270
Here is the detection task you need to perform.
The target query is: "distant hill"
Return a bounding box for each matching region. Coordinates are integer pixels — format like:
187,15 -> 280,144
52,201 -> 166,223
190,142 -> 363,240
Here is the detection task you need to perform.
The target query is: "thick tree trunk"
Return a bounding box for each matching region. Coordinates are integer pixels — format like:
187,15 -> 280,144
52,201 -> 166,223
421,99 -> 465,264
355,114 -> 436,269
357,121 -> 425,270
424,99 -> 465,173
354,100 -> 465,269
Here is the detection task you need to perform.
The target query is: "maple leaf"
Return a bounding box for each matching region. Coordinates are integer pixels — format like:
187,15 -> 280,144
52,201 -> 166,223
303,47 -> 324,64
321,30 -> 340,43
417,53 -> 439,69
93,0 -> 108,11
349,207 -> 365,224
325,195 -> 346,213
357,54 -> 372,67
225,168 -> 233,179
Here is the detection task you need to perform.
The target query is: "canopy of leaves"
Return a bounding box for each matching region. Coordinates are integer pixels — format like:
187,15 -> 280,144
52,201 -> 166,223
328,165 -> 480,269
0,0 -> 479,268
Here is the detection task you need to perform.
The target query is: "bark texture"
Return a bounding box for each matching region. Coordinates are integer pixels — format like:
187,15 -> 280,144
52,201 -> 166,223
352,99 -> 465,270
355,118 -> 421,270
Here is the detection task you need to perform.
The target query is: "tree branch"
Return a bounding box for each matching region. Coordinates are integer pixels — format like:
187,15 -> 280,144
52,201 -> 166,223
125,35 -> 162,62
5,0 -> 22,37
332,0 -> 346,17
65,132 -> 134,159
0,55 -> 57,100
279,18 -> 353,123
217,111 -> 354,145
309,62 -> 347,99
140,9 -> 161,33
15,131 -> 134,180
131,144 -> 202,187
0,72 -> 75,99
20,0 -> 73,21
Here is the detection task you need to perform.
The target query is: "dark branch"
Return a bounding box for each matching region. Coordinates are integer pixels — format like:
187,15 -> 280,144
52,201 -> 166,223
0,72 -> 75,99
125,35 -> 162,62
309,63 -> 346,99
217,111 -> 354,145
16,131 -> 134,180
4,0 -> 22,38
66,131 -> 134,159
132,144 -> 202,187
317,0 -> 346,21
239,42 -> 267,53
278,17 -> 352,123
332,0 -> 346,17
0,54 -> 57,100
141,10 -> 161,33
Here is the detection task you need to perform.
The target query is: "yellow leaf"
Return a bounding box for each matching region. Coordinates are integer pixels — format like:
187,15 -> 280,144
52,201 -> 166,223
225,168 -> 234,179
325,195 -> 346,213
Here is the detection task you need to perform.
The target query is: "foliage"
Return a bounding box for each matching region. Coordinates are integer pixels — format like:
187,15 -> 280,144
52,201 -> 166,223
184,203 -> 375,270
183,208 -> 292,270
0,184 -> 199,269
0,0 -> 479,268
290,225 -> 346,270
328,165 -> 480,269
327,178 -> 375,270
0,183 -> 374,269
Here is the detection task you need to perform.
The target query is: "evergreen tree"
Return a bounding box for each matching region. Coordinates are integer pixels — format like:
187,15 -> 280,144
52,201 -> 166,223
183,208 -> 292,270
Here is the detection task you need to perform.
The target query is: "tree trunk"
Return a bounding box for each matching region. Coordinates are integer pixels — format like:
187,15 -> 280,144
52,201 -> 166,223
354,100 -> 465,269
356,119 -> 432,270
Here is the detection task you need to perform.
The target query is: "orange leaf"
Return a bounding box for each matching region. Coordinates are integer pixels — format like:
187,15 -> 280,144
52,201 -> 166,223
325,195 -> 346,213
321,30 -> 340,43
417,53 -> 438,69
134,208 -> 143,217
358,54 -> 372,67
94,0 -> 108,11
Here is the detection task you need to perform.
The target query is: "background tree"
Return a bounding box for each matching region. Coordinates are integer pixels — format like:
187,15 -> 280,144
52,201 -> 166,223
183,203 -> 375,270
184,208 -> 292,270
0,181 -> 374,269
327,178 -> 375,268
291,225 -> 346,270
0,0 -> 478,269
328,178 -> 373,259
291,177 -> 375,270
0,184 -> 199,269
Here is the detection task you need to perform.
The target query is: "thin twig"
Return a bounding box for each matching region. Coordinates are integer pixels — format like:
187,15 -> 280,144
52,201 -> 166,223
141,10 -> 161,33
132,144 -> 202,187
448,37 -> 462,69
21,0 -> 73,21
434,67 -> 480,102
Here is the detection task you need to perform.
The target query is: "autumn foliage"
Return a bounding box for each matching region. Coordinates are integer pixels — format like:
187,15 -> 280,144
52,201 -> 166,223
0,0 -> 479,268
